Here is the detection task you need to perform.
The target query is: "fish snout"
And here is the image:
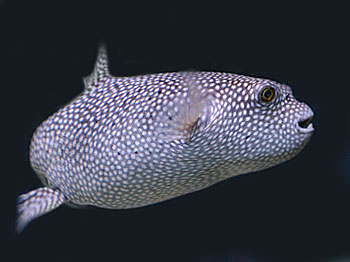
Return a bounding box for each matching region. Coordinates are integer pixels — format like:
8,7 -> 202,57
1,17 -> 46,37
296,104 -> 314,134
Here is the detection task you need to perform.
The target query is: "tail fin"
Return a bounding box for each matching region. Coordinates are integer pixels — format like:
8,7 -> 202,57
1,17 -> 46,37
16,187 -> 65,233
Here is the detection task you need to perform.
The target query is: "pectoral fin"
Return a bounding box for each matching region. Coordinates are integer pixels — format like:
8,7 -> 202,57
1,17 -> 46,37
156,72 -> 219,143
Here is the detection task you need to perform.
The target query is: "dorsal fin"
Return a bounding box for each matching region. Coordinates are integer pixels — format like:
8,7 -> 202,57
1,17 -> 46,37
83,44 -> 110,91
156,72 -> 219,143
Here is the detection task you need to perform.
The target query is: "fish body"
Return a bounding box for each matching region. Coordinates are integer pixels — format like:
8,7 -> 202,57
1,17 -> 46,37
17,45 -> 314,232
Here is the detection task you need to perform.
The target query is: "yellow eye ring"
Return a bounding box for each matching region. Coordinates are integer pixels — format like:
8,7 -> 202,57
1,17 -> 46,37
259,86 -> 275,103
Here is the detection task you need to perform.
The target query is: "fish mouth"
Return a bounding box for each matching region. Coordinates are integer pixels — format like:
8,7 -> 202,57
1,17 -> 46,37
297,115 -> 314,133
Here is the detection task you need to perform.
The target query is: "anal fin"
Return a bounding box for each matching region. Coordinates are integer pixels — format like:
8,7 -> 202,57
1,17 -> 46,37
16,187 -> 65,233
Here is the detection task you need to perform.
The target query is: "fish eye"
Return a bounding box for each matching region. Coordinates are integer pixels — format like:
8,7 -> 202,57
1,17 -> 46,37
259,86 -> 275,103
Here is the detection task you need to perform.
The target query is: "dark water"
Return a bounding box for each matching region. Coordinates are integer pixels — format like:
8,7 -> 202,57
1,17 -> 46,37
2,0 -> 349,261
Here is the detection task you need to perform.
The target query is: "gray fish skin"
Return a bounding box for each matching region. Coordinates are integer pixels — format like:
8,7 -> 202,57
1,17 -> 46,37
17,45 -> 314,232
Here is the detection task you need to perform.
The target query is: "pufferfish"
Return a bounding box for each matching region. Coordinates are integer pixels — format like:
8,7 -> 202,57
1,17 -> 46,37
17,45 -> 314,232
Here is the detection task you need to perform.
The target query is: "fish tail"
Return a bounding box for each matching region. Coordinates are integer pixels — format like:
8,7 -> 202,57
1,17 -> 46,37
16,187 -> 65,233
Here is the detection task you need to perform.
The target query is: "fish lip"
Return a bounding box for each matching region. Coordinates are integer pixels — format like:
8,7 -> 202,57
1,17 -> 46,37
296,114 -> 314,134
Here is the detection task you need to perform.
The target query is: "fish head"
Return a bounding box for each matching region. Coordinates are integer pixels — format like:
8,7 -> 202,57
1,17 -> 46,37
219,76 -> 314,170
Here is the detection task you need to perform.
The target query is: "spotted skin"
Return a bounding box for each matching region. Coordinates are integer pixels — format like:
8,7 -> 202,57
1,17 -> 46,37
17,45 -> 314,232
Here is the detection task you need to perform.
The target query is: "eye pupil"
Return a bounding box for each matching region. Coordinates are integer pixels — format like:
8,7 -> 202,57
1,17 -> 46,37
264,89 -> 272,98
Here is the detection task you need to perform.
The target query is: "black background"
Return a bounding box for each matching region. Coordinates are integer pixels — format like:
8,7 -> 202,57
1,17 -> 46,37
2,0 -> 349,261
